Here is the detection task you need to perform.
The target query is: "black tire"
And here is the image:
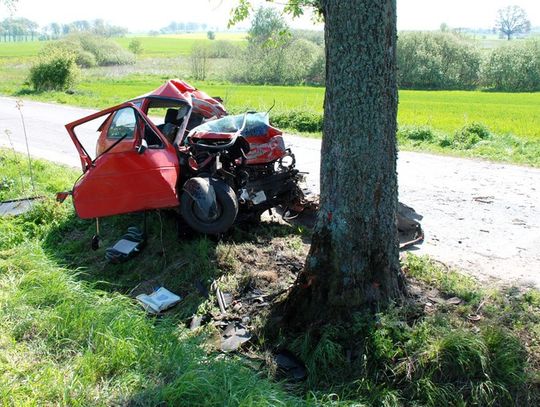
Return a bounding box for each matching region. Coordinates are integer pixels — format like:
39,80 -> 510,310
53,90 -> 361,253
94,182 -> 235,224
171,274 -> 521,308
180,179 -> 238,235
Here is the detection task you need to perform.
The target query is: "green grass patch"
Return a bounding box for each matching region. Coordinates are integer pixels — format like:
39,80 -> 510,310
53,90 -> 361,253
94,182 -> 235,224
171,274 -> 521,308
114,34 -> 247,58
1,150 -> 539,405
0,41 -> 47,58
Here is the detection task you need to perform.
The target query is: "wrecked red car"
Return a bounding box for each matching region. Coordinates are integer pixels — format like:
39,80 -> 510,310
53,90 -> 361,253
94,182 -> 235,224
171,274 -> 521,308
64,79 -> 307,235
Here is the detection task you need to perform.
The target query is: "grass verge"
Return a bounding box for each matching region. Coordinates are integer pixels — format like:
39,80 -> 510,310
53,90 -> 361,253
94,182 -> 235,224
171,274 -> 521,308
1,149 -> 539,405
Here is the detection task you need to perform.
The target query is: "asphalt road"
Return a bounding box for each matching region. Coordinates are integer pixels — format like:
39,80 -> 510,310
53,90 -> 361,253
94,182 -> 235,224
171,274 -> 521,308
1,96 -> 539,287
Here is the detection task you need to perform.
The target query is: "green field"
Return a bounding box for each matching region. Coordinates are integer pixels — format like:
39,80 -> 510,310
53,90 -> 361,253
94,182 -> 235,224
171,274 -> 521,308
2,72 -> 538,141
0,33 -> 246,60
0,40 -> 47,58
115,33 -> 246,57
1,36 -> 539,165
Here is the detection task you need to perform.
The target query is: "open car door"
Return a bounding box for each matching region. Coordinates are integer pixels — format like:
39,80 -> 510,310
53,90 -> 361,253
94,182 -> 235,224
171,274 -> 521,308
65,102 -> 180,219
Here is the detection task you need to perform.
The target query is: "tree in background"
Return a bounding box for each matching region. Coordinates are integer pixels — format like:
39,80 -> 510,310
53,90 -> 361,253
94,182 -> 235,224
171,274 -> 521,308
232,0 -> 404,327
230,7 -> 322,85
495,5 -> 531,40
190,43 -> 210,80
128,38 -> 144,55
248,6 -> 290,46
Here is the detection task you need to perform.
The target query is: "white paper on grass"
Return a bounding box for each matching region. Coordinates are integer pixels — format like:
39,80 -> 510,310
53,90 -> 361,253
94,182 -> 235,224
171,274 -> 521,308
136,287 -> 182,314
112,239 -> 139,255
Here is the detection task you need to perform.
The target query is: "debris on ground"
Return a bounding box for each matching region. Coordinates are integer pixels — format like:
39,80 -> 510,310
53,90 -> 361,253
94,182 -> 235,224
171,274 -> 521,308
136,287 -> 182,314
105,226 -> 146,263
221,322 -> 252,352
273,349 -> 307,381
0,197 -> 42,216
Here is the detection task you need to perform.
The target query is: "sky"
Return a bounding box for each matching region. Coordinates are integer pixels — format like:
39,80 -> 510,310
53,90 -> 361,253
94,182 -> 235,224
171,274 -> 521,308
1,0 -> 539,32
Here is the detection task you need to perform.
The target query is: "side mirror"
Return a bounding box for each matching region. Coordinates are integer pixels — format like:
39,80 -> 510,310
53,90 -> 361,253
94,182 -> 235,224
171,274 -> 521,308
136,139 -> 148,154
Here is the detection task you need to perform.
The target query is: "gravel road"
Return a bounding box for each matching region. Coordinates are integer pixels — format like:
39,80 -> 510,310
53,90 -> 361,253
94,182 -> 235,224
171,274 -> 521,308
1,97 -> 539,287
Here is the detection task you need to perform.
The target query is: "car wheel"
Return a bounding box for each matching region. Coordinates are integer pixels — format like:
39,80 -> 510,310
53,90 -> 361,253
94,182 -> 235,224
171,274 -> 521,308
180,179 -> 238,235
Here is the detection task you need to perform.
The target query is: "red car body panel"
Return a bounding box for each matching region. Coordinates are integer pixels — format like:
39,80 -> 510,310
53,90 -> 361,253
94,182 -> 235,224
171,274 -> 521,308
72,147 -> 179,218
66,101 -> 180,219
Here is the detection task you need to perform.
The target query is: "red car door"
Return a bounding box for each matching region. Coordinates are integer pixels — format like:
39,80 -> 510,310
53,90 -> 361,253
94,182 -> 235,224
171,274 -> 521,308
66,103 -> 180,219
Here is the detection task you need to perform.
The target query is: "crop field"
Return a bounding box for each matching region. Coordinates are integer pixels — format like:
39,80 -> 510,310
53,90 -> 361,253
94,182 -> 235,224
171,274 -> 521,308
1,36 -> 539,165
0,34 -> 246,60
115,34 -> 246,57
0,40 -> 47,58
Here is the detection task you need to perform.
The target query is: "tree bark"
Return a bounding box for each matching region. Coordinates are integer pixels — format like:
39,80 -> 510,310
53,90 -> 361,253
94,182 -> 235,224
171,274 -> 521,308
284,0 -> 404,326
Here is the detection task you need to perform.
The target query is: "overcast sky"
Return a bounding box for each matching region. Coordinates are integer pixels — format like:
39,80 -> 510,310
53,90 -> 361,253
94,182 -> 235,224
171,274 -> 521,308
1,0 -> 539,32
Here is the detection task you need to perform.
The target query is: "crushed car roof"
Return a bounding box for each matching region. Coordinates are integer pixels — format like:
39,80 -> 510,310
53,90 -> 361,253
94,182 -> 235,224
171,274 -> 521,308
130,79 -> 227,119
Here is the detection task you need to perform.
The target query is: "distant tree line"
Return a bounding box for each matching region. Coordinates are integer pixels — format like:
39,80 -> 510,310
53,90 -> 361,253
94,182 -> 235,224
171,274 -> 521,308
157,21 -> 210,35
0,18 -> 128,42
0,17 -> 38,41
41,19 -> 128,39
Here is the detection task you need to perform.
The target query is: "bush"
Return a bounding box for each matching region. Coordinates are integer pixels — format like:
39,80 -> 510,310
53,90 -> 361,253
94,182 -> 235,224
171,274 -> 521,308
271,110 -> 323,132
208,40 -> 241,59
453,122 -> 491,149
43,34 -> 135,68
128,38 -> 143,55
75,50 -> 97,68
78,35 -> 135,66
29,49 -> 79,91
398,125 -> 436,142
398,32 -> 482,89
482,39 -> 540,91
230,39 -> 323,85
190,43 -> 210,81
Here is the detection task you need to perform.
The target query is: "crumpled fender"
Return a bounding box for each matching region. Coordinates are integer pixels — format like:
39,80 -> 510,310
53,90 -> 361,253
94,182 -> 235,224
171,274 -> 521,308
182,177 -> 218,221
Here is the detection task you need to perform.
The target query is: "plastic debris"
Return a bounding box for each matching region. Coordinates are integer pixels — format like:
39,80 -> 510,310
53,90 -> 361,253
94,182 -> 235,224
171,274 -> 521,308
136,287 -> 181,314
220,322 -> 251,352
0,197 -> 42,217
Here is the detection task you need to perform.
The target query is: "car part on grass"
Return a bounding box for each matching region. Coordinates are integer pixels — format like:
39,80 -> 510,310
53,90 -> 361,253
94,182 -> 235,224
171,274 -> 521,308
0,197 -> 43,217
91,218 -> 101,251
397,202 -> 424,249
105,226 -> 146,264
278,200 -> 425,251
220,322 -> 252,352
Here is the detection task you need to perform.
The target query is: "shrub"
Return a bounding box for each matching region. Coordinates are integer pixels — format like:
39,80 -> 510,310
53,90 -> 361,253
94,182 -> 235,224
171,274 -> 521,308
398,32 -> 482,89
398,125 -> 435,142
29,49 -> 79,91
43,34 -> 135,68
271,110 -> 323,133
190,43 -> 210,81
453,122 -> 491,149
75,50 -> 97,68
78,35 -> 135,66
482,39 -> 540,91
208,40 -> 241,59
230,39 -> 323,85
128,38 -> 143,55
207,30 -> 215,40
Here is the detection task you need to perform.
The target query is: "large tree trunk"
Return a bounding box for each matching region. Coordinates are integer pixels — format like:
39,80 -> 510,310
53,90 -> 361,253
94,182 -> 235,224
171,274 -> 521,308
284,0 -> 404,326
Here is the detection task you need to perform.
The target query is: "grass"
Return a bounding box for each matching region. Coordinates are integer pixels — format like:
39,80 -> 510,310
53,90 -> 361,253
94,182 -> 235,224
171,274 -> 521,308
1,149 -> 539,405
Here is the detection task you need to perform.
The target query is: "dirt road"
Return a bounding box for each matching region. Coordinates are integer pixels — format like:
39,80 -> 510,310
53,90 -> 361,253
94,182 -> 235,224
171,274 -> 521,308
1,97 -> 539,287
